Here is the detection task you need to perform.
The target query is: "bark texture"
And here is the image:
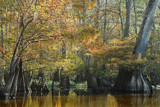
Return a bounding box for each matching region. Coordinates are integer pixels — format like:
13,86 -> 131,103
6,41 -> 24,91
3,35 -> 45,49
17,59 -> 26,95
123,0 -> 132,37
112,66 -> 152,93
133,0 -> 159,56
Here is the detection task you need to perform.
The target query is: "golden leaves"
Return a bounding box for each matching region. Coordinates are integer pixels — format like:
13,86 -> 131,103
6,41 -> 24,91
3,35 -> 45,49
87,1 -> 97,9
89,35 -> 137,65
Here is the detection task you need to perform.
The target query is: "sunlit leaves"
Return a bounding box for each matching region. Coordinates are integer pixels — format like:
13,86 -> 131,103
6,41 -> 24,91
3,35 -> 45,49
157,26 -> 160,32
90,36 -> 137,65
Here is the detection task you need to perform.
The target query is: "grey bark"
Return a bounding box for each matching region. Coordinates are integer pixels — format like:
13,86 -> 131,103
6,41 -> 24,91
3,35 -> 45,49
10,63 -> 20,98
5,5 -> 9,37
123,0 -> 132,37
3,19 -> 33,94
95,0 -> 100,28
112,0 -> 159,94
112,66 -> 152,93
1,23 -> 4,86
103,0 -> 108,43
17,59 -> 26,94
133,0 -> 138,34
133,0 -> 159,57
119,0 -> 124,36
60,39 -> 70,89
82,0 -> 86,26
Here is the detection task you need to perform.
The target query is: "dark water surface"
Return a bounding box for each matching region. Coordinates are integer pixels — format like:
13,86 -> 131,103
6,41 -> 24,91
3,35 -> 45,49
0,92 -> 160,107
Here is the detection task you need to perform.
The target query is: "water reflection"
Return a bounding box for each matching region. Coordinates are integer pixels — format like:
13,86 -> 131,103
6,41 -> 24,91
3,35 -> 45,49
113,94 -> 160,107
0,91 -> 160,107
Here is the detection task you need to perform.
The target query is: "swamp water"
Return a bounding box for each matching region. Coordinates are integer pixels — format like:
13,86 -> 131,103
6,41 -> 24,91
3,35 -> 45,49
0,90 -> 160,107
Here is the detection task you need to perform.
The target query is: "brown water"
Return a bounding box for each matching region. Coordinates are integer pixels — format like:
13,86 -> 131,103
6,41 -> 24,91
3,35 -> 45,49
0,93 -> 160,107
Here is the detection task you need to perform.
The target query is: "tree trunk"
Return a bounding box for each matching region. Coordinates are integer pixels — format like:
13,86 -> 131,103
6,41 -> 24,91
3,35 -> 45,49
52,79 -> 54,94
60,40 -> 70,89
3,59 -> 29,98
103,0 -> 108,43
112,65 -> 152,93
10,64 -> 20,98
133,0 -> 138,34
133,0 -> 159,57
86,55 -> 98,90
112,0 -> 159,93
3,71 -> 15,94
17,59 -> 26,95
87,73 -> 98,89
53,68 -> 60,82
60,75 -> 70,89
82,0 -> 86,26
0,23 -> 4,87
119,0 -> 124,35
24,75 -> 32,95
123,0 -> 132,37
3,19 -> 32,95
95,0 -> 100,28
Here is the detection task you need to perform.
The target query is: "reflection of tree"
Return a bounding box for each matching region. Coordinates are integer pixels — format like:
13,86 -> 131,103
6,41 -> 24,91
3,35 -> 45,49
52,90 -> 69,107
16,96 -> 27,107
113,94 -> 159,107
1,94 -> 160,107
60,89 -> 70,96
0,100 -> 11,107
0,96 -> 28,107
38,96 -> 47,107
52,96 -> 58,107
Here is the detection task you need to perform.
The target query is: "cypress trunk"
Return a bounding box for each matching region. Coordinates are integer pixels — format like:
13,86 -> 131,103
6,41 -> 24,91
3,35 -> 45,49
111,0 -> 159,93
10,65 -> 20,98
112,65 -> 152,93
17,59 -> 26,95
123,0 -> 132,37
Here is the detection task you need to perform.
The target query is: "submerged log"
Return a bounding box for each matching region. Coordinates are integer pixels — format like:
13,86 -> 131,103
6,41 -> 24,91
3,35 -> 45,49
111,65 -> 152,93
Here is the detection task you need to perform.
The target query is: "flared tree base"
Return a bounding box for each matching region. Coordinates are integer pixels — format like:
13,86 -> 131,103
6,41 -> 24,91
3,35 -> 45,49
111,65 -> 152,94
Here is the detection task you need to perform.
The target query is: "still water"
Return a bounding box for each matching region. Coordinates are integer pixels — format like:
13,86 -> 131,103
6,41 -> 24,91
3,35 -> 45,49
0,91 -> 160,107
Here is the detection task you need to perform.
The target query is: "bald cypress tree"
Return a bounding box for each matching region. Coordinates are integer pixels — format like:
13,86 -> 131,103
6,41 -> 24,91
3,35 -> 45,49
112,0 -> 159,93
